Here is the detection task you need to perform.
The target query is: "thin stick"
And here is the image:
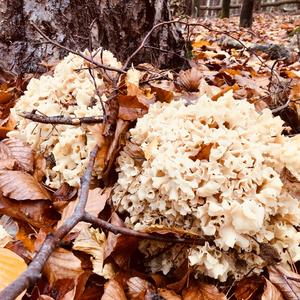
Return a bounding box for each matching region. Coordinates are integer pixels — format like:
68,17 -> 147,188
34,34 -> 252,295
0,146 -> 99,300
83,212 -> 210,245
19,111 -> 103,125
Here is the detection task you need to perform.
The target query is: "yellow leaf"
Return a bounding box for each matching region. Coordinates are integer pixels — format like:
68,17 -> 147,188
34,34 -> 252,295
0,248 -> 27,300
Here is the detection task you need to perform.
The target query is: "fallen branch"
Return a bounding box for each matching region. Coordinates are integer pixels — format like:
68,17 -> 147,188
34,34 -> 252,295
20,111 -> 103,125
0,146 -> 99,300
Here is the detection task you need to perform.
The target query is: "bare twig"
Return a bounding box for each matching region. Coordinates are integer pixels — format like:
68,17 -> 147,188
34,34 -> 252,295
20,111 -> 103,125
83,212 -> 210,245
31,22 -> 125,74
0,146 -> 99,300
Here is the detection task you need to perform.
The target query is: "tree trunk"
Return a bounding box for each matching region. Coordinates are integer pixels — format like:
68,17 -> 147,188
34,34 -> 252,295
254,0 -> 261,11
240,0 -> 255,28
221,0 -> 231,18
0,0 -> 186,74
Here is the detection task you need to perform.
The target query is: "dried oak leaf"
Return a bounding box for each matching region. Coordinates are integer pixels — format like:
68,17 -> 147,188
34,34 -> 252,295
0,170 -> 50,200
182,282 -> 227,300
101,279 -> 127,300
268,265 -> 300,300
0,138 -> 34,172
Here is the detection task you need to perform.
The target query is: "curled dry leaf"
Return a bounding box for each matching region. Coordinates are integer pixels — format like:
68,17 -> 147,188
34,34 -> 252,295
101,279 -> 127,300
0,171 -> 50,200
262,277 -> 283,300
268,265 -> 300,300
182,282 -> 227,300
127,276 -> 155,300
177,68 -> 203,92
0,247 -> 27,300
73,226 -> 115,279
1,138 -> 34,172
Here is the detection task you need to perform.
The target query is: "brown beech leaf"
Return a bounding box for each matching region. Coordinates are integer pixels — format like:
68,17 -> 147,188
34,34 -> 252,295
104,212 -> 138,263
58,187 -> 111,231
103,119 -> 130,180
150,81 -> 174,103
182,282 -> 227,300
262,277 -> 283,300
268,265 -> 300,300
43,248 -> 84,284
101,279 -> 127,300
1,138 -> 34,172
235,276 -> 264,300
52,182 -> 77,211
0,193 -> 59,228
127,276 -> 155,300
118,95 -> 148,121
158,288 -> 182,300
0,171 -> 50,200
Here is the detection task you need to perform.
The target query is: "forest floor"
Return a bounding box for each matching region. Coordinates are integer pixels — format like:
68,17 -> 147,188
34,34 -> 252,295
0,12 -> 300,300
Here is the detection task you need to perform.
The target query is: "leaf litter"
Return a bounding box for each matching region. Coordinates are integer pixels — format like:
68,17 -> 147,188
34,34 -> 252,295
0,12 -> 300,300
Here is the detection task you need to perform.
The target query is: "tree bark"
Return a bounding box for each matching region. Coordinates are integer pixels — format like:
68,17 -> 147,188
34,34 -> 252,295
0,0 -> 186,74
240,0 -> 255,28
221,0 -> 231,18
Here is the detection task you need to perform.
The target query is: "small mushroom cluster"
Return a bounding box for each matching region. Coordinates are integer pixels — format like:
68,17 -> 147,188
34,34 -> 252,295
112,91 -> 300,281
9,50 -> 121,188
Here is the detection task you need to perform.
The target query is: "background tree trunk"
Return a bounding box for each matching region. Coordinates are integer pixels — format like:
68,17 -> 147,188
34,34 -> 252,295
0,0 -> 186,74
240,0 -> 255,27
221,0 -> 231,18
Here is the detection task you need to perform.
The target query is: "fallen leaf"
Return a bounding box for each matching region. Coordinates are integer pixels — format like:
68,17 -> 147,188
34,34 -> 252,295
0,171 -> 50,200
262,277 -> 283,300
235,276 -> 263,300
0,138 -> 34,172
177,68 -> 203,92
43,248 -> 84,284
101,279 -> 127,300
127,276 -> 155,299
118,95 -> 148,121
57,187 -> 111,231
0,193 -> 59,228
0,247 -> 27,300
73,226 -> 115,279
150,81 -> 174,103
104,213 -> 138,267
182,282 -> 227,300
159,289 -> 182,300
0,224 -> 12,247
268,265 -> 300,300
